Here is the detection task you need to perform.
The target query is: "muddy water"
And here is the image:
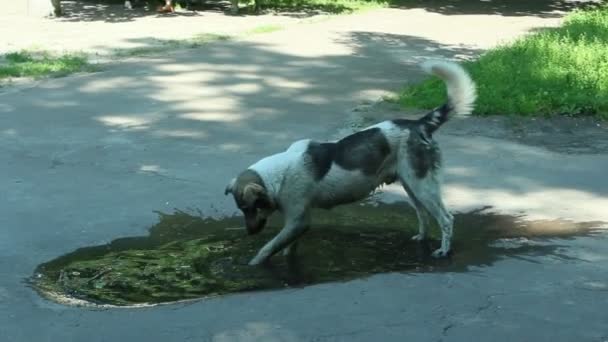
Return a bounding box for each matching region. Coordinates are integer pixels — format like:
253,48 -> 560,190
31,203 -> 604,306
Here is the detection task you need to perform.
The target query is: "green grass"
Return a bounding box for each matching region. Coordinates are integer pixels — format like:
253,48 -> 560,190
397,5 -> 608,118
246,24 -> 284,34
0,50 -> 91,80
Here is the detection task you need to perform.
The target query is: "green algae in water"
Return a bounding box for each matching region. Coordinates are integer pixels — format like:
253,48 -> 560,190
32,203 -> 603,306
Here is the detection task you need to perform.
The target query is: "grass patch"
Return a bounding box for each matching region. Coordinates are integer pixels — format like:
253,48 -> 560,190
190,33 -> 233,44
397,5 -> 608,118
246,24 -> 284,35
0,50 -> 91,80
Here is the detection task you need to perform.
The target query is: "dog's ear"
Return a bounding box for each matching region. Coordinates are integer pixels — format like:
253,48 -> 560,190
224,178 -> 236,196
242,183 -> 266,204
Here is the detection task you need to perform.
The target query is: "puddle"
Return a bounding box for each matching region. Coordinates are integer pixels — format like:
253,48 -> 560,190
31,203 -> 604,307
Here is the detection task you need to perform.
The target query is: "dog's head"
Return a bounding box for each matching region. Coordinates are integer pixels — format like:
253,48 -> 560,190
224,170 -> 275,235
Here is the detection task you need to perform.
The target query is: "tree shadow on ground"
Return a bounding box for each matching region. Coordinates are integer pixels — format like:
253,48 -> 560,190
388,0 -> 601,18
57,0 -> 206,23
79,31 -> 480,148
57,0 -> 358,23
55,0 -> 599,22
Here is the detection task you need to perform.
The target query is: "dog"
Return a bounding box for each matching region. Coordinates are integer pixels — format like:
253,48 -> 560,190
225,60 -> 476,266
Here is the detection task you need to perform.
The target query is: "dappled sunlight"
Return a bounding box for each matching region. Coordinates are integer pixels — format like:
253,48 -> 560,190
445,185 -> 608,222
0,103 -> 14,113
445,166 -> 479,177
285,60 -> 341,68
151,129 -> 209,139
195,64 -> 266,74
2,128 -> 18,137
32,99 -> 80,108
332,17 -> 549,58
570,252 -> 608,263
80,77 -> 139,93
154,63 -> 202,73
423,46 -> 441,52
500,175 -> 544,190
296,94 -> 330,105
219,143 -> 248,152
74,31 -> 467,140
138,164 -> 167,174
178,112 -> 246,123
212,322 -> 299,342
95,114 -> 162,130
441,135 -> 564,160
259,76 -> 310,89
224,82 -> 264,95
252,130 -> 298,141
376,183 -> 608,222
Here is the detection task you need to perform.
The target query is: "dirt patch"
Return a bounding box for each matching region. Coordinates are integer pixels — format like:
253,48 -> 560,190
31,203 -> 603,307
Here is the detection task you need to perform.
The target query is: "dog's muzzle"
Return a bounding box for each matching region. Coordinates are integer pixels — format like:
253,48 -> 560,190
246,217 -> 267,235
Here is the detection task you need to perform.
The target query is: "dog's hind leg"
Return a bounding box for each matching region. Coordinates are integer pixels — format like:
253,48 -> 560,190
249,211 -> 310,266
398,166 -> 453,258
423,195 -> 453,258
401,182 -> 429,241
403,175 -> 453,257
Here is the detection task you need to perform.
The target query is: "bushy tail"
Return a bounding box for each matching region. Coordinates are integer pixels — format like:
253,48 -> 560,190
417,60 -> 477,135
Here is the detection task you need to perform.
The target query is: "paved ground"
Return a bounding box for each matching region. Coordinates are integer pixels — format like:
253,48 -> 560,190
2,0 -> 330,56
2,3 -> 608,342
0,0 -> 580,57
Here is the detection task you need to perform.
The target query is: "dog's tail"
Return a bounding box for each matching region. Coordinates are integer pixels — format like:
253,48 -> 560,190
416,60 -> 476,135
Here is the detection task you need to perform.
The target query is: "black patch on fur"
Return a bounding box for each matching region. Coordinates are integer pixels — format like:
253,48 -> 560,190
234,169 -> 268,209
393,103 -> 452,138
407,129 -> 442,178
393,104 -> 449,179
305,127 -> 391,180
236,169 -> 265,189
306,142 -> 335,181
419,103 -> 452,136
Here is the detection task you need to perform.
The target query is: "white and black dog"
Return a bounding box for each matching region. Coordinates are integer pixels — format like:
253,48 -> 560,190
225,60 -> 476,266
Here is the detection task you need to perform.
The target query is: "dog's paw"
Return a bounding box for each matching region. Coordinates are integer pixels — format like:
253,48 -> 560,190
411,234 -> 426,241
249,255 -> 273,266
248,258 -> 263,266
431,248 -> 450,258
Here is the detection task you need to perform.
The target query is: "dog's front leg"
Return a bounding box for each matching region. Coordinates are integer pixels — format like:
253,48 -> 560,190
249,211 -> 310,266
